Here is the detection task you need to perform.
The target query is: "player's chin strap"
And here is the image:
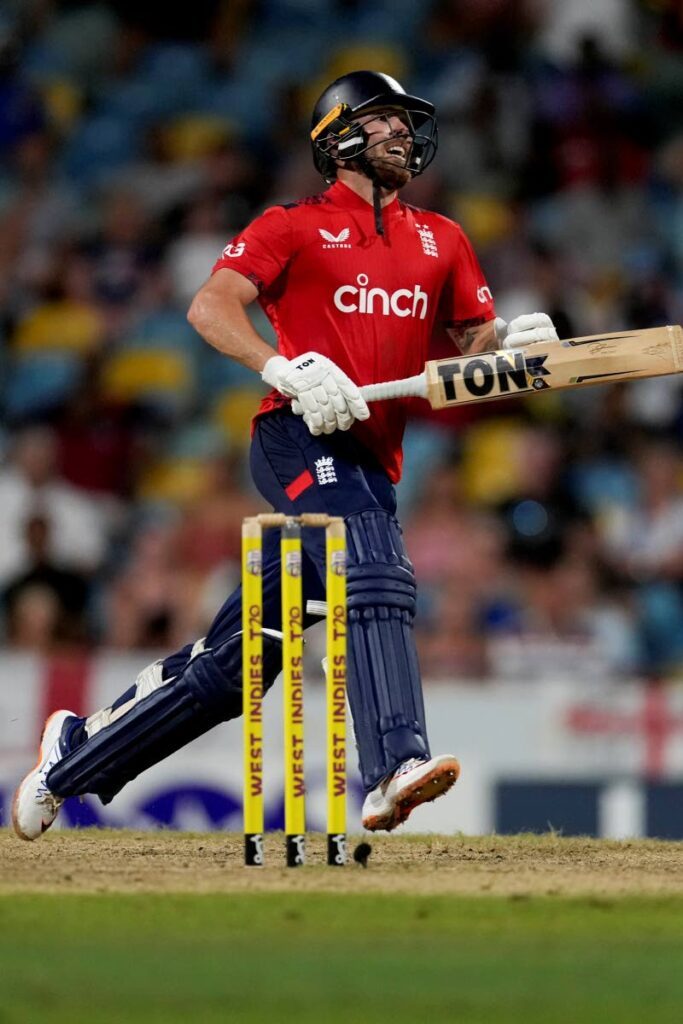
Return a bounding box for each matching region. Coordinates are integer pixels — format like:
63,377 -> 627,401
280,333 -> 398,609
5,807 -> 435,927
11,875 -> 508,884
356,156 -> 386,237
372,181 -> 384,237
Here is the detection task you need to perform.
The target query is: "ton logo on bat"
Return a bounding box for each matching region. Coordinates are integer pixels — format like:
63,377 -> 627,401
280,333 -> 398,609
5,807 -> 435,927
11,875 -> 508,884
436,351 -> 549,402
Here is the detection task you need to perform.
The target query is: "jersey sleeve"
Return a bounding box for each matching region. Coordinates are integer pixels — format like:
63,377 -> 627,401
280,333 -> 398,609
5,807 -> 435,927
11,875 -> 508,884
440,223 -> 495,331
211,205 -> 293,293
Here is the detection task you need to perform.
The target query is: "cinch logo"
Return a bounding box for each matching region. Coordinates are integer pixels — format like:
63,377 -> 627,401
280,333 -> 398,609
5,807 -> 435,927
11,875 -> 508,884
333,274 -> 428,319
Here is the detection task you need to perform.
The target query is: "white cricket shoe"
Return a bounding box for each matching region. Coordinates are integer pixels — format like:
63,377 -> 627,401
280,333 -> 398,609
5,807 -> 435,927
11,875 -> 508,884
361,753 -> 460,832
12,710 -> 74,841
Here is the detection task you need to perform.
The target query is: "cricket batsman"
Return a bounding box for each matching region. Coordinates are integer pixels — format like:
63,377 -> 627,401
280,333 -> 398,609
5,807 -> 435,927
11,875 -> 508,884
13,70 -> 558,840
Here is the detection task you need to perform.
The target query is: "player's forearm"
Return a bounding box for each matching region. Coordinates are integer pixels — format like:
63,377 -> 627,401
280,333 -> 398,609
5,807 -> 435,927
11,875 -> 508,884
187,273 -> 275,373
450,317 -> 497,354
194,299 -> 274,372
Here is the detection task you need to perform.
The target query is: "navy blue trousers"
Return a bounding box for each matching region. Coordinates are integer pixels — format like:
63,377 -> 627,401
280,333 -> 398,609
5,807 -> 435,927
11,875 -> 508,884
160,409 -> 429,790
164,409 -> 398,670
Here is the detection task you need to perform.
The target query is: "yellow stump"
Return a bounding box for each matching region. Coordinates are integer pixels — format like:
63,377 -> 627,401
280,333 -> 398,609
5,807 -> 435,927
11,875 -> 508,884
281,519 -> 305,867
325,519 -> 347,866
242,518 -> 264,866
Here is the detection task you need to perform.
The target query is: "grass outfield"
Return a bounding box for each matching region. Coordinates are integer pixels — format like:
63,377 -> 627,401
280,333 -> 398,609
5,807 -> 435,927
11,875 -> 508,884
2,892 -> 682,1024
3,831 -> 683,1023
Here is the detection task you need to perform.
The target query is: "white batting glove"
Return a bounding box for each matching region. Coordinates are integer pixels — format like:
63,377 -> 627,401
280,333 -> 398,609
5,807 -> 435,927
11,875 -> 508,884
494,313 -> 559,350
261,351 -> 369,436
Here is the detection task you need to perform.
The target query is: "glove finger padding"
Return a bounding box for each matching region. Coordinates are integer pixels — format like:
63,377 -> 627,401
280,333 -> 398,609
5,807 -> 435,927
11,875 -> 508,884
309,383 -> 334,411
303,410 -> 324,436
300,387 -> 337,435
335,408 -> 354,431
295,392 -> 352,435
337,381 -> 370,421
298,391 -> 324,433
507,313 -> 555,334
328,385 -> 350,417
321,396 -> 340,433
503,326 -> 559,349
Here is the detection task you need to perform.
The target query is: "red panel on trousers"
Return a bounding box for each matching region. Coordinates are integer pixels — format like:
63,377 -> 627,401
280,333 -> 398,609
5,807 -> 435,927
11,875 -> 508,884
285,469 -> 314,501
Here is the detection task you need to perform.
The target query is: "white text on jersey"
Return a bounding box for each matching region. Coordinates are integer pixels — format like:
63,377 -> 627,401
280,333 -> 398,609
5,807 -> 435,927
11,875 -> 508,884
333,274 -> 429,320
222,242 -> 245,258
319,228 -> 352,249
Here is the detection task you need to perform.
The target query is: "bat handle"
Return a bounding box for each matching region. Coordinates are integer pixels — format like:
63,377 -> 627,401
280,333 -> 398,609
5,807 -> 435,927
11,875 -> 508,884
360,373 -> 428,402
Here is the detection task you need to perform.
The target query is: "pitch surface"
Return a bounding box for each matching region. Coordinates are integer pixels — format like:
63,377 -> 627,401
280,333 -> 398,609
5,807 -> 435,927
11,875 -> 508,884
2,831 -> 682,1023
2,829 -> 683,895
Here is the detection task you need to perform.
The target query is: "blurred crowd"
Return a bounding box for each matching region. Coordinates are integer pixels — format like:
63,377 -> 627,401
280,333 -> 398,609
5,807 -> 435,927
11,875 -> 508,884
1,0 -> 683,681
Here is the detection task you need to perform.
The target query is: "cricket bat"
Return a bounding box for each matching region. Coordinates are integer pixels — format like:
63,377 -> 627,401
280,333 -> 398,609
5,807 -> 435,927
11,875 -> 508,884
359,326 -> 683,408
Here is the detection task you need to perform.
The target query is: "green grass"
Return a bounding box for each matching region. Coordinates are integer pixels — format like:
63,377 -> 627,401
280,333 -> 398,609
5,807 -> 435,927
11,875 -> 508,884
1,893 -> 682,1024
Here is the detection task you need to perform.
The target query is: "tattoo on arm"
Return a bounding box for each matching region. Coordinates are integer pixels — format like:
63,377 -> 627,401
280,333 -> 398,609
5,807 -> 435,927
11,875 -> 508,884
444,317 -> 496,354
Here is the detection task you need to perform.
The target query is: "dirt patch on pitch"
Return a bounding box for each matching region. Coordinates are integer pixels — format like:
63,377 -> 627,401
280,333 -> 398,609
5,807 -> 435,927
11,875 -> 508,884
2,830 -> 683,896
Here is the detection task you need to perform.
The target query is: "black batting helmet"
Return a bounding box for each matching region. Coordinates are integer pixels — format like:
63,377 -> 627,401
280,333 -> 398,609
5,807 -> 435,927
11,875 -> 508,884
310,70 -> 437,184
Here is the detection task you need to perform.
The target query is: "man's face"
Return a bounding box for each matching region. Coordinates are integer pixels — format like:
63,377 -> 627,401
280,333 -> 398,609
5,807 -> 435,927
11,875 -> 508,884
353,109 -> 414,189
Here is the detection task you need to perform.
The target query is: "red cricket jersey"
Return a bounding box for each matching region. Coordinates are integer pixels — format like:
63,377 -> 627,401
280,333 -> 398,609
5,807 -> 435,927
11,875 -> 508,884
211,180 -> 495,482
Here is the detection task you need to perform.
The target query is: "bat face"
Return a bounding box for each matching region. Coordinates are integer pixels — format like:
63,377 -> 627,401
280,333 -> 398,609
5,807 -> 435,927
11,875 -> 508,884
432,349 -> 551,404
426,326 -> 683,409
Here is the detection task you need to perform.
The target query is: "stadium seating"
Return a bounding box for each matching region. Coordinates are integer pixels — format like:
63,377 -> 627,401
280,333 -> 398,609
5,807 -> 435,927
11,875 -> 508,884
100,349 -> 194,417
5,352 -> 83,422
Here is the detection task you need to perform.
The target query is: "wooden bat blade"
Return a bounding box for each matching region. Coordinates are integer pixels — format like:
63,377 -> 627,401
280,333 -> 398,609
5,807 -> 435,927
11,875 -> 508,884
424,326 -> 683,409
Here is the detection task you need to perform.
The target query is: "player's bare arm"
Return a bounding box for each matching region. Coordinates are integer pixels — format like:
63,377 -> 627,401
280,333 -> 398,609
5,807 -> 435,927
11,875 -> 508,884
451,314 -> 559,355
187,268 -> 273,373
188,263 -> 369,437
449,317 -> 497,354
